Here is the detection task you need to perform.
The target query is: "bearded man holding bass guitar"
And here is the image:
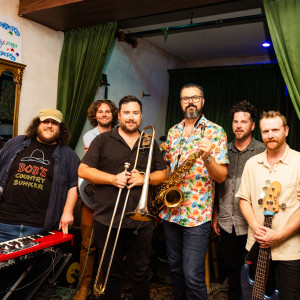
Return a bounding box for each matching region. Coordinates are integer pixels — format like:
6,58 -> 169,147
237,111 -> 300,300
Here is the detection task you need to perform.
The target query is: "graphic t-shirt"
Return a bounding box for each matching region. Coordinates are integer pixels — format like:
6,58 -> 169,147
0,139 -> 56,227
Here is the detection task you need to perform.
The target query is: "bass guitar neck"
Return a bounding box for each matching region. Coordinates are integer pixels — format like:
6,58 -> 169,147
241,181 -> 281,300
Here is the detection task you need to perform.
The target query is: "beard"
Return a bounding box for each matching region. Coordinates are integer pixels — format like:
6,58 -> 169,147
119,121 -> 139,133
183,104 -> 202,119
98,120 -> 112,128
264,138 -> 285,151
234,130 -> 252,141
37,128 -> 60,144
98,117 -> 113,128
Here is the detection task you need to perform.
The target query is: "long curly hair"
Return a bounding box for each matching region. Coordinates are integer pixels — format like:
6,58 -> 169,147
25,117 -> 71,145
87,99 -> 118,128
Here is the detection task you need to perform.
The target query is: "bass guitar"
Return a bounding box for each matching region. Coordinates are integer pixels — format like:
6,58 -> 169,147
78,177 -> 95,209
240,181 -> 281,300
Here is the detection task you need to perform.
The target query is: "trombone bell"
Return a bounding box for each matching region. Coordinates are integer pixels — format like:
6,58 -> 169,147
126,210 -> 155,222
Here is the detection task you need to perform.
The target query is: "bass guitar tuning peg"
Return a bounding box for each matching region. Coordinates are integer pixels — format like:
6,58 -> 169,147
279,203 -> 286,209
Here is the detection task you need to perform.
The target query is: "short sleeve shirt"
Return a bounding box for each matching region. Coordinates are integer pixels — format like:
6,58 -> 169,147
81,127 -> 166,228
216,138 -> 265,235
159,115 -> 229,227
236,146 -> 300,261
83,127 -> 100,147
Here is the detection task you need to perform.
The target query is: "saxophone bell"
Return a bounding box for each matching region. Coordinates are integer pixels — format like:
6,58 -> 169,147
164,187 -> 184,208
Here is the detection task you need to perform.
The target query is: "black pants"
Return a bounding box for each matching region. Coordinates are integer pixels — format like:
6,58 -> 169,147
94,220 -> 153,300
220,227 -> 247,300
275,259 -> 300,300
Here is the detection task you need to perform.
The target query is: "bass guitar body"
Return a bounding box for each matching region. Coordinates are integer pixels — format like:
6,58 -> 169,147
240,264 -> 279,300
78,177 -> 94,210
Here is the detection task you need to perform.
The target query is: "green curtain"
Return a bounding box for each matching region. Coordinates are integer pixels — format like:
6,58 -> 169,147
57,22 -> 117,149
167,63 -> 300,151
263,0 -> 300,119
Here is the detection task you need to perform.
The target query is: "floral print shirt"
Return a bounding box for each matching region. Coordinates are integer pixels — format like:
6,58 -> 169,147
159,115 -> 229,227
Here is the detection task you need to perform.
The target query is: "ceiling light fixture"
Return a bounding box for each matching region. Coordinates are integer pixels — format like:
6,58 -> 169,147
262,42 -> 271,48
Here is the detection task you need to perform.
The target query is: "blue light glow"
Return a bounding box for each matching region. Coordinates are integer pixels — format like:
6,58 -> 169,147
262,42 -> 271,48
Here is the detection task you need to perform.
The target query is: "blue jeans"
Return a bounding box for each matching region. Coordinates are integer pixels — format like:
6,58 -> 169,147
164,220 -> 211,300
0,222 -> 43,242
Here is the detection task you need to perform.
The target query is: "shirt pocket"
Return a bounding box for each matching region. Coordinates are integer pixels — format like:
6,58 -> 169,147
278,183 -> 298,208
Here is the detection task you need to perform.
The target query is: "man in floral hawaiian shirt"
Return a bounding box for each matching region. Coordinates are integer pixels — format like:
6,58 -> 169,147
159,83 -> 228,300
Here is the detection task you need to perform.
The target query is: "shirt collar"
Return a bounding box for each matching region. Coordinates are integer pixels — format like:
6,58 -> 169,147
111,127 -> 140,150
256,144 -> 290,165
229,137 -> 257,153
178,115 -> 208,131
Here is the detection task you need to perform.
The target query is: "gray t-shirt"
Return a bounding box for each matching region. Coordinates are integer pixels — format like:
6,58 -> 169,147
83,127 -> 100,147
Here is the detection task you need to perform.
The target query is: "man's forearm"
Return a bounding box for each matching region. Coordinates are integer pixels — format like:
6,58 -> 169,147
278,208 -> 300,241
62,186 -> 78,214
78,163 -> 115,185
240,198 -> 260,233
204,159 -> 228,183
59,186 -> 78,233
150,169 -> 167,185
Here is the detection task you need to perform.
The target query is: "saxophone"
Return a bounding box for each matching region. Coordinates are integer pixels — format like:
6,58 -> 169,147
149,149 -> 203,214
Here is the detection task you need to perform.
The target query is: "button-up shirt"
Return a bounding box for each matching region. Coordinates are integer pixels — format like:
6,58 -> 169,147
81,127 -> 166,228
236,145 -> 300,260
216,137 -> 265,235
159,115 -> 229,227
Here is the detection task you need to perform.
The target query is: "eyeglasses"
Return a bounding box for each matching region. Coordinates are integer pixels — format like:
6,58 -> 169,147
180,96 -> 203,103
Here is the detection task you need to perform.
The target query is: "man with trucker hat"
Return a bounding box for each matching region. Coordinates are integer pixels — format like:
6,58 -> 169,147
0,108 -> 80,242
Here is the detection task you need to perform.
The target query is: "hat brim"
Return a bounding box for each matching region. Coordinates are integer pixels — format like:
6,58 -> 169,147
39,116 -> 62,123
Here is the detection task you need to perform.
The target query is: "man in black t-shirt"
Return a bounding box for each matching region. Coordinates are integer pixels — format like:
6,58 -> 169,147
79,95 -> 167,300
0,108 -> 80,242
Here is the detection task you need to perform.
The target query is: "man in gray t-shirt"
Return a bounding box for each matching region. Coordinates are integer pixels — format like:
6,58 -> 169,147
212,100 -> 265,300
74,99 -> 118,300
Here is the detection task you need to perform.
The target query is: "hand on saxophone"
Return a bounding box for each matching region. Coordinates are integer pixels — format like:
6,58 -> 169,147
127,169 -> 145,189
199,136 -> 212,161
113,171 -> 131,189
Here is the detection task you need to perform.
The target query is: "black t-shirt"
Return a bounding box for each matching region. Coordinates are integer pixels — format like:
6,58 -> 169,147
0,139 -> 56,227
81,127 -> 166,228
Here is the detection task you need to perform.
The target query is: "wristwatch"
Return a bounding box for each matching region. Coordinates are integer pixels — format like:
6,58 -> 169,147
204,154 -> 212,163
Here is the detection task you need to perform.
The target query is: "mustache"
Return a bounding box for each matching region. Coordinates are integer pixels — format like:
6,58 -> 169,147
266,138 -> 279,143
185,104 -> 197,110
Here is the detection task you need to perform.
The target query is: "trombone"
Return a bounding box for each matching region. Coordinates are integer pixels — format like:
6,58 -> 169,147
93,126 -> 156,296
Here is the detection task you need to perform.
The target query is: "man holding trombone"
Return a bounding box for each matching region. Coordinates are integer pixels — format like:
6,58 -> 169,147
78,95 -> 167,300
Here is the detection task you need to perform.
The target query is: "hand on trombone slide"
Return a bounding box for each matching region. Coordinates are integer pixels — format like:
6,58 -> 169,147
112,169 -> 146,190
127,169 -> 146,189
112,170 -> 131,189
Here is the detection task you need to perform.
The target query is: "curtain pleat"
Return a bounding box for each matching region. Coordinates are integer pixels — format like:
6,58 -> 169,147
263,0 -> 300,119
57,22 -> 117,149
